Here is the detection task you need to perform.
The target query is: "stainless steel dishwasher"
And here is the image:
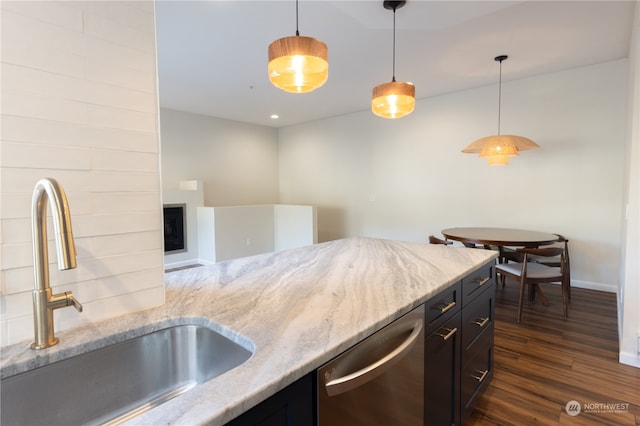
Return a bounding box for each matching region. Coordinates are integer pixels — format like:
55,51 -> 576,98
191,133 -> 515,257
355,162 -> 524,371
317,305 -> 425,425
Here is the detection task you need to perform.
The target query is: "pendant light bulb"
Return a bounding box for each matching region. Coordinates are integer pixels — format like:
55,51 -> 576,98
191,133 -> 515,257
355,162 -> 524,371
462,55 -> 539,165
268,0 -> 328,93
371,1 -> 415,119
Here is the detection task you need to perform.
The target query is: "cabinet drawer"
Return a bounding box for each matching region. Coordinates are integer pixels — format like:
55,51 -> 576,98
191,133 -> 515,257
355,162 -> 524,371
461,282 -> 495,352
425,312 -> 461,426
426,281 -> 461,333
460,330 -> 493,420
462,263 -> 494,306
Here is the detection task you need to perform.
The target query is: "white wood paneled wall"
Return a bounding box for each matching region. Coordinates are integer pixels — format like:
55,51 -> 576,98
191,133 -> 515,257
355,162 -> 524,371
0,1 -> 164,346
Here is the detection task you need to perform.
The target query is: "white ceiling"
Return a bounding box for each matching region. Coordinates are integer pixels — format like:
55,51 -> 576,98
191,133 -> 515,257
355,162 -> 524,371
155,0 -> 636,128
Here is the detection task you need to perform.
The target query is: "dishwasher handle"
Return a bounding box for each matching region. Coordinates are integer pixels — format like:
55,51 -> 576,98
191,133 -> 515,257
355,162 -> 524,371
324,319 -> 423,397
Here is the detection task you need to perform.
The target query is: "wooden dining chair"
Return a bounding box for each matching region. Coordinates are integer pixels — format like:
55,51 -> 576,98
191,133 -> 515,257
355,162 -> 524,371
498,246 -> 523,263
496,246 -> 524,288
530,234 -> 571,300
495,247 -> 569,323
496,234 -> 569,292
428,235 -> 453,245
460,241 -> 493,250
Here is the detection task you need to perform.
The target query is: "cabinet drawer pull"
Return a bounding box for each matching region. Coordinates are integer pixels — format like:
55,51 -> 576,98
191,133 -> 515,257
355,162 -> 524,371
436,327 -> 458,341
473,317 -> 490,328
433,300 -> 456,314
475,277 -> 490,287
472,369 -> 489,383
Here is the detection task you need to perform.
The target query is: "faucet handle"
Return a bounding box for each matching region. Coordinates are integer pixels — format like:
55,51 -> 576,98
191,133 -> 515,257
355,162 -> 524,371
64,291 -> 83,312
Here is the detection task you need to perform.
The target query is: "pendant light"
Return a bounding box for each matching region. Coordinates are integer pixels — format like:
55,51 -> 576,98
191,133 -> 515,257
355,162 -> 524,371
462,55 -> 539,165
268,0 -> 328,93
371,0 -> 415,119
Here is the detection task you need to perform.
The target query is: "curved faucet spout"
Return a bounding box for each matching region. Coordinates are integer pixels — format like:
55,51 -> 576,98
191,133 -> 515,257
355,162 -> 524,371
31,178 -> 82,350
32,178 -> 77,283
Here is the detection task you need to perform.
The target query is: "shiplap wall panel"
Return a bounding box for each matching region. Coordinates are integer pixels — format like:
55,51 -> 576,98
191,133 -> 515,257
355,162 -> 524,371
0,1 -> 164,347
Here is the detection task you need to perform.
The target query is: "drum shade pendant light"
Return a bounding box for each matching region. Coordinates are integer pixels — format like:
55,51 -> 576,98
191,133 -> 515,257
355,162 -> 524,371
268,0 -> 328,93
462,55 -> 539,165
371,1 -> 415,119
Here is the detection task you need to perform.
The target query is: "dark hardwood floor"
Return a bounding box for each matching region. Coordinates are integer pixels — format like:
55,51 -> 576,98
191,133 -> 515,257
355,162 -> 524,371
467,280 -> 640,426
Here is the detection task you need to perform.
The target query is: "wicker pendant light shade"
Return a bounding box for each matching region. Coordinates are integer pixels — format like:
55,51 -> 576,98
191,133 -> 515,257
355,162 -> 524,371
372,80 -> 415,119
268,1 -> 328,94
462,55 -> 539,165
268,36 -> 328,93
371,1 -> 415,119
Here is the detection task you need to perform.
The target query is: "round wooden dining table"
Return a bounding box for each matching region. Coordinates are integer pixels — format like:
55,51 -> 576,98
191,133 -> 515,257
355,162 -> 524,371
441,227 -> 559,248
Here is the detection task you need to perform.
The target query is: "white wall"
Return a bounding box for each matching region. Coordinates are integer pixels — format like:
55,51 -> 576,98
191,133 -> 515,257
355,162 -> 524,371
0,1 -> 164,346
197,204 -> 317,263
274,205 -> 317,252
160,108 -> 279,206
619,4 -> 640,368
201,205 -> 274,263
278,60 -> 628,293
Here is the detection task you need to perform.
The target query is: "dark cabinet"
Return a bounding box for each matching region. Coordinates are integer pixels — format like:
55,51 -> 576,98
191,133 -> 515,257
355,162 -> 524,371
425,309 -> 461,425
460,263 -> 495,424
425,261 -> 495,426
461,329 -> 493,422
226,374 -> 314,426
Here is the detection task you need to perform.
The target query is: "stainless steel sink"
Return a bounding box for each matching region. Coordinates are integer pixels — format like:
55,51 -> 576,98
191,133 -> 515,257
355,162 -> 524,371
1,324 -> 252,426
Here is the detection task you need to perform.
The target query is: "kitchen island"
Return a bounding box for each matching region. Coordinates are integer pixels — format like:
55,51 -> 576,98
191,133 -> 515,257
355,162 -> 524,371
0,237 -> 497,425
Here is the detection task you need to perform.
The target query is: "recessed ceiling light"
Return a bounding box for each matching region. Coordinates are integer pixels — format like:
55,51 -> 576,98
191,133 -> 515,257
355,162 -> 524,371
270,114 -> 279,119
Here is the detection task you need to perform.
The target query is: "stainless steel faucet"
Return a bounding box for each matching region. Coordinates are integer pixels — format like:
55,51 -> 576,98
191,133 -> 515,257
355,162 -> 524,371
31,178 -> 83,350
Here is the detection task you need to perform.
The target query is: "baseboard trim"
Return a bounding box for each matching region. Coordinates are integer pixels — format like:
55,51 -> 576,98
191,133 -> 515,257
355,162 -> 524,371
164,259 -> 204,270
539,280 -> 617,294
619,352 -> 640,368
571,280 -> 617,294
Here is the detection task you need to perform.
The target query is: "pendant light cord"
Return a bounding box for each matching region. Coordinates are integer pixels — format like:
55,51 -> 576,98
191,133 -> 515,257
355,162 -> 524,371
295,0 -> 300,36
497,58 -> 502,135
392,6 -> 397,82
494,55 -> 508,135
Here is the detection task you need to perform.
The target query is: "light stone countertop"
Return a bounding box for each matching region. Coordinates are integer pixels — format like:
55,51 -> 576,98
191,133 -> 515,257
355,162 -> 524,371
0,237 -> 497,425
